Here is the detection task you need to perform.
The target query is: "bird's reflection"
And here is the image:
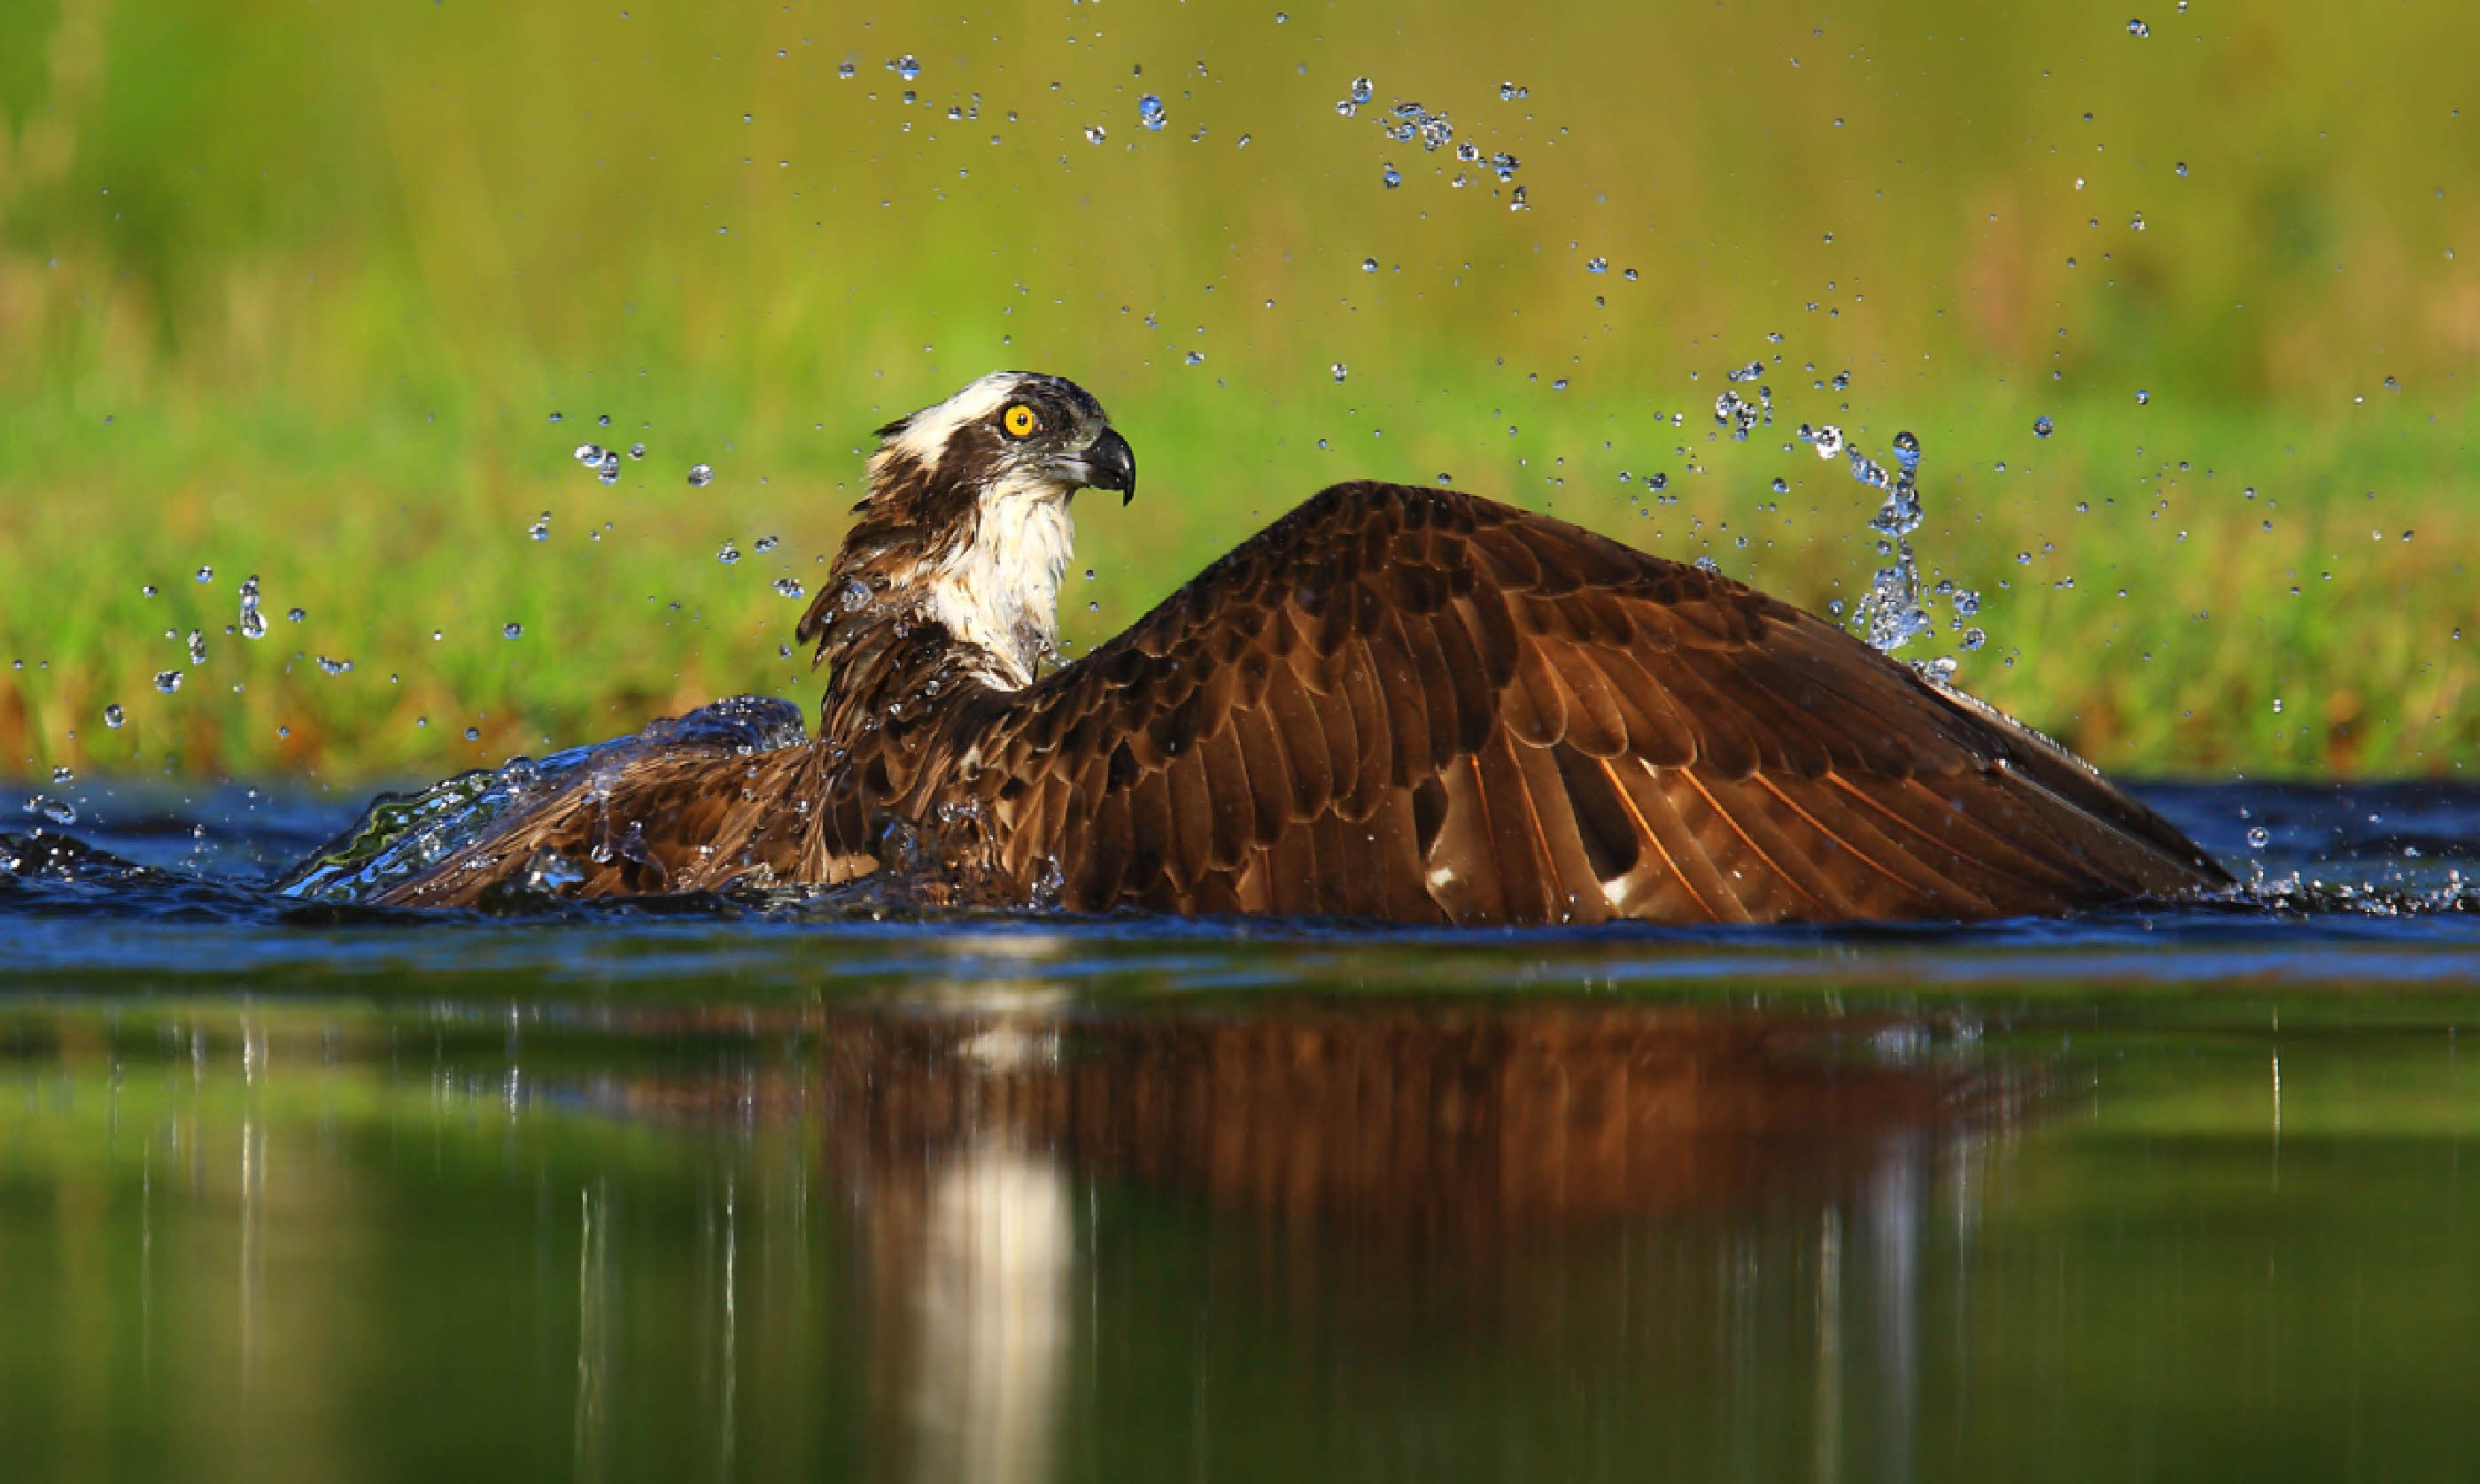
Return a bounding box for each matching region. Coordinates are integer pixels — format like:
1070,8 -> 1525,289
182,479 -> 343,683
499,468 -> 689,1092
741,987 -> 2013,1484
813,993 -> 2019,1233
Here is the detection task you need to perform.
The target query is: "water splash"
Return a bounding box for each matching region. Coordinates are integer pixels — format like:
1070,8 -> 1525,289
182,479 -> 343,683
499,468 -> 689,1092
275,696 -> 809,905
1793,424 -> 1974,667
239,575 -> 267,640
22,794 -> 76,827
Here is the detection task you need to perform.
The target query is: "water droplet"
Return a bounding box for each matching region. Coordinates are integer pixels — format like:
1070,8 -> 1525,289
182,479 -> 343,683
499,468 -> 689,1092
1184,351 -> 1205,366
1349,76 -> 1374,105
686,463 -> 715,486
2247,826 -> 2270,849
154,670 -> 182,693
1693,556 -> 1722,574
774,577 -> 806,598
2175,160 -> 2189,177
185,630 -> 207,665
598,452 -> 621,484
2127,18 -> 2150,37
1360,257 -> 1378,272
547,411 -> 563,422
1380,161 -> 1401,189
629,442 -> 647,460
316,655 -> 353,676
1498,80 -> 1527,101
503,622 -> 523,639
1330,363 -> 1348,383
1586,257 -> 1608,274
529,512 -> 552,541
1275,11 -> 1287,22
142,584 -> 159,597
104,704 -> 125,729
838,60 -> 856,80
23,793 -> 75,826
1508,186 -> 1528,211
895,53 -> 920,81
195,566 -> 213,584
287,607 -> 306,623
1085,124 -> 1108,143
1771,477 -> 1788,493
718,541 -> 741,565
574,443 -> 603,465
2135,390 -> 2151,406
463,726 -> 481,742
1138,94 -> 1166,130
2033,414 -> 2055,438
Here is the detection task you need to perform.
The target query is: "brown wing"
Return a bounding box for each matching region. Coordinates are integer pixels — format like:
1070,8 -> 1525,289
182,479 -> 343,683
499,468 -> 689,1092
966,482 -> 2229,925
376,732 -> 828,908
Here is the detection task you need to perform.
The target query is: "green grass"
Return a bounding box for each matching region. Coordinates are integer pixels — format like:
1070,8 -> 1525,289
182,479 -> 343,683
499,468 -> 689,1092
4,0 -> 2477,781
3,371 -> 2473,783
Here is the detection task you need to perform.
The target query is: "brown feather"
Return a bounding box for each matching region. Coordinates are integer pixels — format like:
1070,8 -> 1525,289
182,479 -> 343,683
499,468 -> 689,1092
372,466 -> 2228,924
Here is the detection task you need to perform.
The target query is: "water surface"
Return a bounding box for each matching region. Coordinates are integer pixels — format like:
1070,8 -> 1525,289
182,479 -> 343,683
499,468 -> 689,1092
2,781 -> 2475,1481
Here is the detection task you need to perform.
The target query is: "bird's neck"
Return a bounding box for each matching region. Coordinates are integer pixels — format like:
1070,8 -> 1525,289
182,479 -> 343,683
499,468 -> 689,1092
805,465 -> 1075,743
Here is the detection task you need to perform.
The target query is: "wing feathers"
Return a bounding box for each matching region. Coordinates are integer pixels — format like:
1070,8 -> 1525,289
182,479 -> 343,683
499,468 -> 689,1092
964,483 -> 2224,924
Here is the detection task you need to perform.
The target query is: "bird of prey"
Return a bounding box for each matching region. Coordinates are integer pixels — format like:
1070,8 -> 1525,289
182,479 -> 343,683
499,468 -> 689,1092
342,370 -> 2228,922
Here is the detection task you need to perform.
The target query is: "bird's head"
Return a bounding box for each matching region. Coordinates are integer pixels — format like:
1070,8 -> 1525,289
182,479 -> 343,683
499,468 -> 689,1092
809,371 -> 1135,691
864,370 -> 1135,523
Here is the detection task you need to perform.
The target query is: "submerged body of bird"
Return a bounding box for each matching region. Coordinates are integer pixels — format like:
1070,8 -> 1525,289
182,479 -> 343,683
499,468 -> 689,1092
288,371 -> 2229,924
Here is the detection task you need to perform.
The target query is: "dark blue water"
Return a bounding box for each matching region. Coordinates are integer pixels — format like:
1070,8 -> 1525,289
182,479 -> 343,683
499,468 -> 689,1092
3,779 -> 2475,988
4,779 -> 2477,1482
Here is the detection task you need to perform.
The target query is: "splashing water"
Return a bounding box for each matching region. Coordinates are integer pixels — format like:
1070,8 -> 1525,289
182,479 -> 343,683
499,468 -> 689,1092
275,696 -> 810,905
1808,427 -> 1979,669
1711,390 -> 1768,441
238,574 -> 267,640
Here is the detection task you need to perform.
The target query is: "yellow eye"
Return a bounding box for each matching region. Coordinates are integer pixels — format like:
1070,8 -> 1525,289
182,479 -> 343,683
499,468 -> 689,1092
1002,404 -> 1039,438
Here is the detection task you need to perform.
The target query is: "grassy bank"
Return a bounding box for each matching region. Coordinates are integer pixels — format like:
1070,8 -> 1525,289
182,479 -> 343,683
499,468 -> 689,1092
4,0 -> 2476,782
3,373 -> 2470,785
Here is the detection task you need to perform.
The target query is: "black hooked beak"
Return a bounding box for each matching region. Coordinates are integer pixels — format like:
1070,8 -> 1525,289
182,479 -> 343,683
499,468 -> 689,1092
1074,427 -> 1137,505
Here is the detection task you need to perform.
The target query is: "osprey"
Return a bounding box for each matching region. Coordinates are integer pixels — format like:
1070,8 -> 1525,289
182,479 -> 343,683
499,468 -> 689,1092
365,370 -> 2228,921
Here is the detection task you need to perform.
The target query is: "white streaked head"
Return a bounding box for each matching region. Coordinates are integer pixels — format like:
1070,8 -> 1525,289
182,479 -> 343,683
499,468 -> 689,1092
856,372 -> 1135,689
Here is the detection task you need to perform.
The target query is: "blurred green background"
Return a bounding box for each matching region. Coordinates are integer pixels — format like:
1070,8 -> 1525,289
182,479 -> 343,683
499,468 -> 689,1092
1,0 -> 2474,783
